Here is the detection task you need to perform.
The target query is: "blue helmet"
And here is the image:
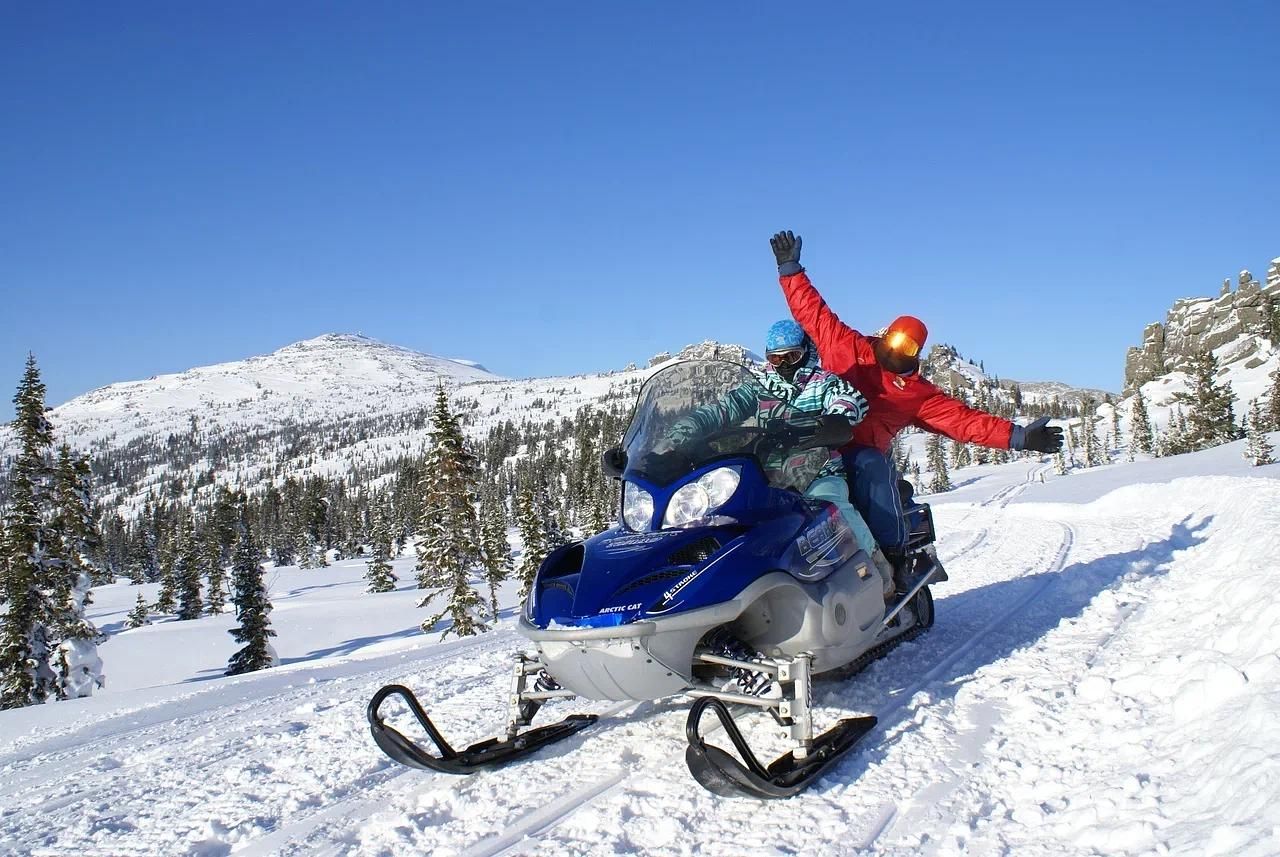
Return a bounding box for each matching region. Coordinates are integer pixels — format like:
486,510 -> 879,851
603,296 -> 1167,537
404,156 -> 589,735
765,319 -> 807,354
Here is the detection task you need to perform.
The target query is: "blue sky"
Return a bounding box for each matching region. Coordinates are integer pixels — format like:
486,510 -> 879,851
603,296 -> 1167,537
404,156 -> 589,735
3,2 -> 1277,405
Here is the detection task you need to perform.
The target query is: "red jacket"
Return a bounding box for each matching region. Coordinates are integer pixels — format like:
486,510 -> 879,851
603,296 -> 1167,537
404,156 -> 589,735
780,271 -> 1014,454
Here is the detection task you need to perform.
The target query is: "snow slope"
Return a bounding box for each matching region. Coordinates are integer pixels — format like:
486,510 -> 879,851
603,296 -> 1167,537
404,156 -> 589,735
2,439 -> 1278,856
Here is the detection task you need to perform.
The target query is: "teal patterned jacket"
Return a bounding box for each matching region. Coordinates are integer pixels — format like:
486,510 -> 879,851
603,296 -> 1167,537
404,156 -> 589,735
667,356 -> 869,479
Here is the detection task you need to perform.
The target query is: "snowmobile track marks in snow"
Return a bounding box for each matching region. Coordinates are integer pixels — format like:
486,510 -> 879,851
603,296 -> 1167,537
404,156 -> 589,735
857,519 -> 1077,849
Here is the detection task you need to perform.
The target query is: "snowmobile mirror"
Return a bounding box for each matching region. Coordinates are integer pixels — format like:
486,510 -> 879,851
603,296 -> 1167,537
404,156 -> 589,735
601,446 -> 627,479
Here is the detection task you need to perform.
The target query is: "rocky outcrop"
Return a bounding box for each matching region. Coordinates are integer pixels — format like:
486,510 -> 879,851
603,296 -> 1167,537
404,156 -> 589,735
648,340 -> 759,368
1124,264 -> 1280,391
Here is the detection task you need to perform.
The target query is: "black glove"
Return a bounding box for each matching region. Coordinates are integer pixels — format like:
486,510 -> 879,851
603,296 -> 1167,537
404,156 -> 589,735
770,230 -> 804,276
800,413 -> 856,449
1017,416 -> 1063,454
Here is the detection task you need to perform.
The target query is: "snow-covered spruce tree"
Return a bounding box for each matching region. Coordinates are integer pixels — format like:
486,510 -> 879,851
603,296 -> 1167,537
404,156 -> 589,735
364,501 -> 397,594
926,434 -> 952,493
47,444 -> 104,699
1107,396 -> 1121,449
174,516 -> 202,620
1054,449 -> 1069,475
125,593 -> 151,629
153,532 -> 178,613
585,486 -> 610,537
0,355 -> 58,709
226,524 -> 277,676
1171,349 -> 1239,451
950,438 -> 972,469
203,528 -> 227,615
415,386 -> 487,637
1081,400 -> 1104,467
477,494 -> 513,618
1266,366 -> 1280,432
1244,400 -> 1276,466
514,480 -> 547,597
1130,388 -> 1154,455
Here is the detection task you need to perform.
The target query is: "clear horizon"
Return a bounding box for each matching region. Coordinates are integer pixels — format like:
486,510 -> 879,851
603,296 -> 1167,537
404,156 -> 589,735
4,2 -> 1278,405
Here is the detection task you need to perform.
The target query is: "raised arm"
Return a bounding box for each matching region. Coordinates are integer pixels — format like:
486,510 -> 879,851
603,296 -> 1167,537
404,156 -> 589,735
770,231 -> 874,374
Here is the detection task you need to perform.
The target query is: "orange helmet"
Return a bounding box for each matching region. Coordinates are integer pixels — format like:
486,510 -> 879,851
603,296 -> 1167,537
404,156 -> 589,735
882,315 -> 928,358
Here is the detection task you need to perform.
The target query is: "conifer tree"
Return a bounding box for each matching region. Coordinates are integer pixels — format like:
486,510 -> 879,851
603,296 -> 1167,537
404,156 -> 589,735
1130,388 -> 1154,455
1,355 -> 57,708
1172,349 -> 1239,451
174,516 -> 203,620
203,530 -> 227,615
1266,366 -> 1280,433
154,532 -> 178,613
1081,400 -> 1104,467
585,487 -> 610,537
926,434 -> 952,493
364,502 -> 398,594
477,495 -> 513,617
1244,400 -> 1276,466
514,480 -> 547,596
125,593 -> 151,629
47,444 -> 104,698
415,386 -> 487,637
1054,449 -> 1069,475
226,524 -> 277,675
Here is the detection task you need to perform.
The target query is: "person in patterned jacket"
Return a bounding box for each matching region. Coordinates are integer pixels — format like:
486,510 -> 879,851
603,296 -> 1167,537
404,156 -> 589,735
660,318 -> 898,598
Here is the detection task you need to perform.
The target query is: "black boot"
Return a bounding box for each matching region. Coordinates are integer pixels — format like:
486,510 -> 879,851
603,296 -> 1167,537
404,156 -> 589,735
885,551 -> 915,594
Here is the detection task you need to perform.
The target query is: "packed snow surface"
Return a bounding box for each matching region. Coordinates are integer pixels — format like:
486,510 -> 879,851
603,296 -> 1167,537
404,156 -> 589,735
2,440 -> 1279,856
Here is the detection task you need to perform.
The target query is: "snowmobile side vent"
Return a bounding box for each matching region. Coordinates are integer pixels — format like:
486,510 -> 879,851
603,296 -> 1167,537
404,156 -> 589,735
541,542 -> 585,578
616,567 -> 688,596
668,536 -> 722,567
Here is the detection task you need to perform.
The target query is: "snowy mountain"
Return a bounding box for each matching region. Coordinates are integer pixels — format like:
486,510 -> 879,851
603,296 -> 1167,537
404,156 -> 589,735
3,437 -> 1277,855
49,333 -> 503,449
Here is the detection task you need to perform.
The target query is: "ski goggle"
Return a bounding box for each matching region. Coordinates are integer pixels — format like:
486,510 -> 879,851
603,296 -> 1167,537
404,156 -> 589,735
766,348 -> 806,367
883,329 -> 921,358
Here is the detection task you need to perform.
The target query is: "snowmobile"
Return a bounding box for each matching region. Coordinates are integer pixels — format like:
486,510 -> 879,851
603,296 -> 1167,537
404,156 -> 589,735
368,359 -> 946,798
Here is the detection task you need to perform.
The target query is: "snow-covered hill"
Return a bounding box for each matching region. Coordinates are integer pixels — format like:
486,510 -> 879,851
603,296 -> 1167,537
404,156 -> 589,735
53,333 -> 503,448
2,440 -> 1277,855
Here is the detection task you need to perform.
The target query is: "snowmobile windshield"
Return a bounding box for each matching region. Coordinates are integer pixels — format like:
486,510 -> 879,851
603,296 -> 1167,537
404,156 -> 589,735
621,360 -> 833,492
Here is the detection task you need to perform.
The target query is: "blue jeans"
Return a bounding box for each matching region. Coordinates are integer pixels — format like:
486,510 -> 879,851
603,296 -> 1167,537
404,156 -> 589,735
842,446 -> 908,554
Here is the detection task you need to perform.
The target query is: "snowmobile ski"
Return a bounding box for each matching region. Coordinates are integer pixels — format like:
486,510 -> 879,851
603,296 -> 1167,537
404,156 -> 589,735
685,696 -> 877,799
367,683 -> 596,775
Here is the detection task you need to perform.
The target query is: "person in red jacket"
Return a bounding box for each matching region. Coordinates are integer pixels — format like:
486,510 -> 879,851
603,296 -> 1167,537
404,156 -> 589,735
769,230 -> 1063,576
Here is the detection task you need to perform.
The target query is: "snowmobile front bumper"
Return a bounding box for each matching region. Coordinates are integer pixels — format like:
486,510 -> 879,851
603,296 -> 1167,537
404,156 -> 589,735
518,599 -> 747,701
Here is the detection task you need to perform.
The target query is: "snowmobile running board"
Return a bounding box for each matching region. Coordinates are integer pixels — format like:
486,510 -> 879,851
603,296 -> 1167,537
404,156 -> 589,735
367,684 -> 597,775
685,696 -> 877,799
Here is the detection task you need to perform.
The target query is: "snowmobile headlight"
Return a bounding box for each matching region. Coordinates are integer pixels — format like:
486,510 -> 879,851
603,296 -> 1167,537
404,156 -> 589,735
622,482 -> 654,531
663,467 -> 740,529
697,466 -> 740,507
